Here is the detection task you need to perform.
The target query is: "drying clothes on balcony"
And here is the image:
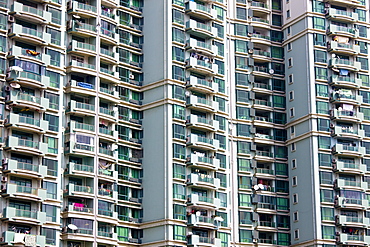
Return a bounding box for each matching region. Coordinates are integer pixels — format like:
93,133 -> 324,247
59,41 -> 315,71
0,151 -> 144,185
13,233 -> 25,243
24,234 -> 36,247
77,82 -> 93,89
342,104 -> 354,111
26,50 -> 40,56
339,69 -> 349,76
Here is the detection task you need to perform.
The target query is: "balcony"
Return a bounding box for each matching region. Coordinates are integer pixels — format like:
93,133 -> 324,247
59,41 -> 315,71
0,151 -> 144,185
97,231 -> 118,244
98,188 -> 118,201
6,70 -> 50,89
67,60 -> 96,75
251,17 -> 270,29
187,173 -> 220,189
185,1 -> 217,20
251,33 -> 271,45
8,46 -> 50,65
329,75 -> 361,89
330,92 -> 362,105
99,107 -> 118,122
5,114 -> 49,134
99,68 -> 120,83
331,109 -> 364,123
2,231 -> 45,247
250,1 -> 270,14
327,24 -> 357,38
186,134 -> 220,151
3,207 -> 46,225
2,183 -> 46,201
100,28 -> 119,44
5,136 -> 48,156
98,147 -> 117,163
337,233 -> 370,246
324,0 -> 363,8
99,87 -> 120,103
99,128 -> 119,142
254,150 -> 274,161
3,159 -> 47,179
64,184 -> 94,198
329,58 -> 361,72
328,41 -> 360,55
252,50 -> 271,62
187,214 -> 218,229
186,57 -> 218,75
253,99 -> 273,110
336,215 -> 370,228
333,160 -> 366,175
67,21 -> 97,37
256,221 -> 276,230
186,76 -> 218,94
255,202 -> 276,212
186,39 -> 218,56
67,162 -> 94,177
332,143 -> 365,157
8,23 -> 51,45
185,20 -> 217,39
252,66 -> 271,77
326,8 -> 358,23
186,115 -> 219,132
68,40 -> 97,56
187,194 -> 221,209
186,154 -> 220,171
67,1 -> 97,18
65,142 -> 95,157
98,169 -> 118,181
335,179 -> 367,191
186,95 -> 219,112
68,121 -> 94,134
65,80 -> 95,96
65,204 -> 94,218
100,48 -> 119,63
331,126 -> 365,140
10,2 -> 51,24
336,196 -> 368,209
66,100 -> 95,116
187,235 -> 221,247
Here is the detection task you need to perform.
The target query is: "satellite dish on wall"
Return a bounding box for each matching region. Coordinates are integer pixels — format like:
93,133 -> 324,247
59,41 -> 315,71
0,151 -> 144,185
10,82 -> 20,88
67,224 -> 78,230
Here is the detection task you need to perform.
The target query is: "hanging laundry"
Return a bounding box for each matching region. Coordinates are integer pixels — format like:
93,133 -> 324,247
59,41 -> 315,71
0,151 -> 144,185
339,69 -> 349,76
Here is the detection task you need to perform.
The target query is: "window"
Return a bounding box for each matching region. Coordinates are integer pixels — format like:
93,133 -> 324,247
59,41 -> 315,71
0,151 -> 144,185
271,46 -> 284,59
172,9 -> 184,24
286,10 -> 290,18
173,144 -> 185,159
277,197 -> 289,210
214,96 -> 226,112
292,159 -> 296,169
312,0 -> 325,13
314,50 -> 327,63
293,193 -> 298,204
272,14 -> 282,26
277,232 -> 290,246
235,57 -> 249,70
172,28 -> 185,43
287,26 -> 290,35
287,42 -> 292,50
238,176 -> 251,189
321,207 -> 334,221
271,30 -> 283,42
214,78 -> 225,93
357,57 -> 369,70
46,28 -> 61,46
215,59 -> 224,74
239,229 -> 252,243
319,153 -> 331,167
173,85 -> 185,100
43,159 -> 58,177
214,5 -> 224,20
314,33 -> 326,46
235,40 -> 248,53
235,24 -> 248,36
239,193 -> 251,207
317,119 -> 330,132
355,9 -> 366,22
236,107 -> 250,120
292,176 -> 297,186
44,92 -> 59,110
213,23 -> 224,38
42,204 -> 57,222
215,134 -> 226,149
237,124 -> 250,137
238,159 -> 250,172
322,226 -> 335,239
313,17 -> 325,30
274,95 -> 286,108
292,213 -> 298,224
288,74 -> 293,84
320,189 -> 333,203
173,184 -> 185,199
358,25 -> 367,38
316,101 -> 329,114
316,84 -> 328,97
236,89 -> 249,103
236,7 -> 247,20
320,171 -> 332,185
236,73 -> 249,86
172,47 -> 184,62
237,141 -> 250,154
172,65 -> 185,81
173,204 -> 186,220
273,79 -> 285,91
290,108 -> 294,117
44,114 -> 59,132
359,74 -> 369,87
289,91 -> 294,101
318,136 -> 331,149
294,229 -> 299,239
215,115 -> 226,131
41,228 -> 57,245
173,124 -> 185,139
43,181 -> 57,199
291,143 -> 296,151
44,136 -> 58,154
173,225 -> 186,241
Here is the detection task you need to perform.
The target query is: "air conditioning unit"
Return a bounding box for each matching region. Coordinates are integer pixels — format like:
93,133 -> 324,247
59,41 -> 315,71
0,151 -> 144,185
2,158 -> 8,165
330,123 -> 335,128
247,32 -> 252,37
8,15 -> 14,23
248,49 -> 254,54
67,1 -> 73,9
67,20 -> 73,30
0,185 -> 6,191
4,95 -> 9,102
5,105 -> 11,111
129,74 -> 135,80
4,86 -> 10,92
1,177 -> 7,183
252,239 -> 258,243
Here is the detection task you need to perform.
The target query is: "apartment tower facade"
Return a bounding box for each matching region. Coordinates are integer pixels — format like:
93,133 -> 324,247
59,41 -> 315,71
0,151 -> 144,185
0,0 -> 369,247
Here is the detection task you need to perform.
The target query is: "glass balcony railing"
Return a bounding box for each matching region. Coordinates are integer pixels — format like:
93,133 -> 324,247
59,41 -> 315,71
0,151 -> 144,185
254,82 -> 271,89
75,2 -> 96,12
19,71 -> 42,81
251,17 -> 269,24
99,107 -> 115,116
99,127 -> 114,136
99,147 -> 113,156
75,143 -> 94,152
73,185 -> 93,193
21,26 -> 42,38
70,61 -> 95,69
74,41 -> 95,51
73,163 -> 94,173
100,67 -> 115,75
18,116 -> 40,126
254,66 -> 268,73
256,168 -> 274,174
73,122 -> 94,131
251,1 -> 268,8
255,150 -> 273,157
14,185 -> 37,195
12,162 -> 40,172
17,139 -> 39,149
252,34 -> 270,40
254,99 -> 272,106
100,48 -> 115,57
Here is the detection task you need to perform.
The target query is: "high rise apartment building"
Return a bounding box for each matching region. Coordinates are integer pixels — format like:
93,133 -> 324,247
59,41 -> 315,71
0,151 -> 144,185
0,0 -> 369,247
